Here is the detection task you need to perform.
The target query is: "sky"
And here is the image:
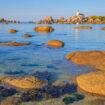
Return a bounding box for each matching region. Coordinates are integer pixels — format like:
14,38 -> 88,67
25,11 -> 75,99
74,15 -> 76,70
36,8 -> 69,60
0,0 -> 105,21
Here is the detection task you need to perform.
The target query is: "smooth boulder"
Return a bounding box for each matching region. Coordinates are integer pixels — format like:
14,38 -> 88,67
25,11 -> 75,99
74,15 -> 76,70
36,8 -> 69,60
77,71 -> 105,96
3,76 -> 47,89
66,51 -> 105,70
9,29 -> 18,33
0,42 -> 31,46
47,40 -> 64,48
75,26 -> 92,29
34,25 -> 54,32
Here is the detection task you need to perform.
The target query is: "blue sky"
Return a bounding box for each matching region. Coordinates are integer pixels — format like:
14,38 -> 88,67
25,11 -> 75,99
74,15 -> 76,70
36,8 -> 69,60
0,0 -> 105,21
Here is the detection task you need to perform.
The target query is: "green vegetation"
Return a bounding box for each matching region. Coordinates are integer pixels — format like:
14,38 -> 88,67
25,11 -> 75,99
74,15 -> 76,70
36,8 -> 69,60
19,103 -> 25,105
63,96 -> 75,105
62,93 -> 85,105
88,16 -> 105,21
72,93 -> 84,100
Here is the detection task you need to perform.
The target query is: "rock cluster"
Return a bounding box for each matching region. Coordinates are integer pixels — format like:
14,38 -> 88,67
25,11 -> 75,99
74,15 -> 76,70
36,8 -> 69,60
36,16 -> 88,24
66,51 -> 105,96
0,18 -> 20,23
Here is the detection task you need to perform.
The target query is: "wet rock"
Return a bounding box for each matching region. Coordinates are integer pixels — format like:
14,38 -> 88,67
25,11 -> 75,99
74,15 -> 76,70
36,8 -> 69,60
75,26 -> 92,29
77,71 -> 105,96
21,90 -> 43,102
0,87 -> 17,97
23,34 -> 32,38
8,29 -> 18,33
66,51 -> 105,70
32,71 -> 52,81
0,96 -> 21,105
47,40 -> 64,48
42,86 -> 62,98
34,25 -> 54,32
20,83 -> 77,102
3,76 -> 47,89
0,42 -> 31,46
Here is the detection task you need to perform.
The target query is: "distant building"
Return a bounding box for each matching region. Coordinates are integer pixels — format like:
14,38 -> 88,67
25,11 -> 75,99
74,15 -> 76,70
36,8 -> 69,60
76,10 -> 85,18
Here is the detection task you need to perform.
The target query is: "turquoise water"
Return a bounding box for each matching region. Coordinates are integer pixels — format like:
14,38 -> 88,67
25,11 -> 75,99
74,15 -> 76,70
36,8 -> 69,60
0,23 -> 105,76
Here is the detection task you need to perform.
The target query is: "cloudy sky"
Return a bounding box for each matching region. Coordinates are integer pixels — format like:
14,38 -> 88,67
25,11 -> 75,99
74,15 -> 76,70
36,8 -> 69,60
0,0 -> 105,21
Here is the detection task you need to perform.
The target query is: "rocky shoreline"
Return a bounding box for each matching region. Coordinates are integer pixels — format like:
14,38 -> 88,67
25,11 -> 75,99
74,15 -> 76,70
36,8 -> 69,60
0,24 -> 105,105
1,15 -> 105,24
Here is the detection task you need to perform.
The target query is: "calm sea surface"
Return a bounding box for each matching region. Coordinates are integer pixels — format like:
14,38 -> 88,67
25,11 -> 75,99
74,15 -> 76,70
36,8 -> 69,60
0,23 -> 105,76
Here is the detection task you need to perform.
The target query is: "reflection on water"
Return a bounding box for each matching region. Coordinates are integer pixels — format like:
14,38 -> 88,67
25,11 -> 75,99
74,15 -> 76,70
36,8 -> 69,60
0,23 -> 105,77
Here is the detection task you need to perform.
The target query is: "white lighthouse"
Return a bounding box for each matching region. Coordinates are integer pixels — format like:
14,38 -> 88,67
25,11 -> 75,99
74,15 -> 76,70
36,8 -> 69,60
76,10 -> 80,16
76,10 -> 85,17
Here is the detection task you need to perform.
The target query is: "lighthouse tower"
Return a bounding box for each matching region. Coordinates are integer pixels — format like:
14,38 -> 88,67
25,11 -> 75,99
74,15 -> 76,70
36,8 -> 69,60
76,10 -> 85,17
76,10 -> 80,16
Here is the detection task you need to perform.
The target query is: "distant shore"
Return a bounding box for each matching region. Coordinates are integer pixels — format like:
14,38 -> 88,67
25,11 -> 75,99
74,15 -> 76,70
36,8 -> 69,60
1,16 -> 105,24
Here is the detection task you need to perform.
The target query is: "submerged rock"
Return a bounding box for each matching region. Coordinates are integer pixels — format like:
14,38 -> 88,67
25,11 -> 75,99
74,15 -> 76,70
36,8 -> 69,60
47,40 -> 64,48
101,27 -> 105,30
23,34 -> 32,38
66,51 -> 105,70
4,70 -> 26,75
53,80 -> 68,87
0,88 -> 17,97
75,26 -> 92,29
77,71 -> 105,96
34,25 -> 54,32
3,76 -> 47,89
0,42 -> 31,46
8,29 -> 18,33
21,90 -> 43,102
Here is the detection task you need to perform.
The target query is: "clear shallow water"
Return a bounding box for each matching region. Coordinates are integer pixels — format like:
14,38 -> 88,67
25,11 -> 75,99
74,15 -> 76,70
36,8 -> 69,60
0,23 -> 105,76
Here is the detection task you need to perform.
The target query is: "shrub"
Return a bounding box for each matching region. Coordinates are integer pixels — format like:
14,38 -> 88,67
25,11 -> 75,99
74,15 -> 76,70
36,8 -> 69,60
72,93 -> 84,100
63,96 -> 75,105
